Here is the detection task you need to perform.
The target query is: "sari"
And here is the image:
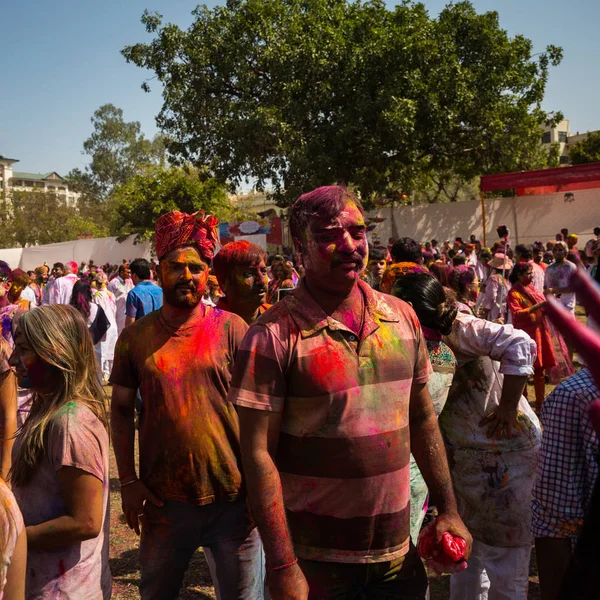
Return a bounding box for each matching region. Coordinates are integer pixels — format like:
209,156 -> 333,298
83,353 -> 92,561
507,283 -> 573,384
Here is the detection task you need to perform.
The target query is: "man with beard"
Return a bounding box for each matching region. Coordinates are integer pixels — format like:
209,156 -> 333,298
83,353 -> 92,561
229,186 -> 471,599
213,240 -> 271,324
110,211 -> 264,600
365,244 -> 387,290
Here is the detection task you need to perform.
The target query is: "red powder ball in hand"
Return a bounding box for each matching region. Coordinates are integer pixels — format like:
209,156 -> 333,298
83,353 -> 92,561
417,523 -> 468,575
441,531 -> 467,562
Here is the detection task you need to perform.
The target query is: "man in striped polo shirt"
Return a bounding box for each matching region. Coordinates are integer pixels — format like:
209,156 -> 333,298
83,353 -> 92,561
229,186 -> 471,599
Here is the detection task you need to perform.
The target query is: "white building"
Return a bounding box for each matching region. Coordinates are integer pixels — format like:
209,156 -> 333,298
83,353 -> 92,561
0,154 -> 79,205
541,120 -> 600,165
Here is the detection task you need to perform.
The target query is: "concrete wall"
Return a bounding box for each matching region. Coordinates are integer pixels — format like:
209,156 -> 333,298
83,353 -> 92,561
368,187 -> 600,247
0,236 -> 153,272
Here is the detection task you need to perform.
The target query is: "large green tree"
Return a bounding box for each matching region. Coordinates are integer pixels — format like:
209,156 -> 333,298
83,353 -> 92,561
0,191 -> 108,249
569,131 -> 600,165
123,0 -> 563,206
69,103 -> 168,200
110,164 -> 245,244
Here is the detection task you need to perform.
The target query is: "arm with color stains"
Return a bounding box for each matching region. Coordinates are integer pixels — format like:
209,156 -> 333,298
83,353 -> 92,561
237,407 -> 309,600
111,384 -> 162,536
0,370 -> 17,481
409,382 -> 473,558
26,467 -> 103,550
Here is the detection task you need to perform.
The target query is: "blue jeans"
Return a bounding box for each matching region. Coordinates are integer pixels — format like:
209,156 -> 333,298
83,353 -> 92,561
139,499 -> 265,600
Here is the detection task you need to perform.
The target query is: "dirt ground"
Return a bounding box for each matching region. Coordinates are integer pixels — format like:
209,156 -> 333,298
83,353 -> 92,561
110,306 -> 589,598
107,389 -> 545,599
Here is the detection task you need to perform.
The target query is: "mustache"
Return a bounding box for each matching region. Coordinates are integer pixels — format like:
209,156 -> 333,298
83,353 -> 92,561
332,254 -> 364,266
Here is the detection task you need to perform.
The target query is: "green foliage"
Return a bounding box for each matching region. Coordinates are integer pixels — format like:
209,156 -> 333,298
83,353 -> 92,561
72,104 -> 168,200
411,173 -> 480,204
123,0 -> 563,206
569,131 -> 600,165
0,191 -> 109,249
110,165 -> 236,243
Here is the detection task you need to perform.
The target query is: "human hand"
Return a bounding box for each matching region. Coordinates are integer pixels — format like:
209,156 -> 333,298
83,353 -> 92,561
546,267 -> 600,438
434,511 -> 473,560
479,402 -> 519,439
267,563 -> 309,600
121,480 -> 163,535
493,317 -> 505,325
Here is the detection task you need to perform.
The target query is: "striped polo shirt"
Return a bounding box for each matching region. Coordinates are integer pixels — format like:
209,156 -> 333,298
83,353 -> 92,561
228,278 -> 431,563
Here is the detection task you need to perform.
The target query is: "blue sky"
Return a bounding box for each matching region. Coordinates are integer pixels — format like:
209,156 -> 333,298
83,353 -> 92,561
2,0 -> 598,176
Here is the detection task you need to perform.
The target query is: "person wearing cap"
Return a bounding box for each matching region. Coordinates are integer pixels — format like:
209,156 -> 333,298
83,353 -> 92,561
480,253 -> 513,323
110,211 -> 264,600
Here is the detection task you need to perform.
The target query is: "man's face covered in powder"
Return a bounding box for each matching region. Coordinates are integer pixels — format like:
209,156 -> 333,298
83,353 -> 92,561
227,260 -> 269,308
300,200 -> 368,292
159,246 -> 209,309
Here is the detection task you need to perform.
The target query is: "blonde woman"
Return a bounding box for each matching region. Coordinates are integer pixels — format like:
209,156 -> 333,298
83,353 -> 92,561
9,305 -> 111,599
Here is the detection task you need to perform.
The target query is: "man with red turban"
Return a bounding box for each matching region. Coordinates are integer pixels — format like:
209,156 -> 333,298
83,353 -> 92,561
110,210 -> 264,600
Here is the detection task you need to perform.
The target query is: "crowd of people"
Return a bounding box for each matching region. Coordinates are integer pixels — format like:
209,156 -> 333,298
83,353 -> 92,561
0,187 -> 595,599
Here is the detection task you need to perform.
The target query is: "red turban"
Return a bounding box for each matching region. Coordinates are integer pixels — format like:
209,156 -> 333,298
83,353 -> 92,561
155,210 -> 220,261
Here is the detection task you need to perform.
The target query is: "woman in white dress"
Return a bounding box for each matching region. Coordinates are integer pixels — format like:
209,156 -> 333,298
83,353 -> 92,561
91,272 -> 118,383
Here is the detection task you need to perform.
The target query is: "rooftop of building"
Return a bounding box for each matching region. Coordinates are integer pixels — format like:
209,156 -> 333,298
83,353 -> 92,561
11,171 -> 64,182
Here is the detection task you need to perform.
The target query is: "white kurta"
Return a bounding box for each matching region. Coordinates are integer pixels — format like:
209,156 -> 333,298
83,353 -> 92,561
92,289 -> 118,380
107,276 -> 133,335
440,304 -> 540,548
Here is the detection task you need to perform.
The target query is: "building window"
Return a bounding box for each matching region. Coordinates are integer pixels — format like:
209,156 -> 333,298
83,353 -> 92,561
558,131 -> 568,143
541,132 -> 552,144
559,155 -> 570,165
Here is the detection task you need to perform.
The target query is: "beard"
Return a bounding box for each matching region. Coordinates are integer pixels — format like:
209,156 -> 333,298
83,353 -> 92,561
163,284 -> 203,309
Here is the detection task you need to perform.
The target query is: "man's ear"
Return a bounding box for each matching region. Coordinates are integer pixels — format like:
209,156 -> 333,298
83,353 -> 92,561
220,278 -> 230,294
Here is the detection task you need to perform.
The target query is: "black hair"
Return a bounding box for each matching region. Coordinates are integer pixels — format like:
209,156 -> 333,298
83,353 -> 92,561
594,227 -> 600,237
392,273 -> 458,336
452,255 -> 467,266
390,237 -> 423,264
480,249 -> 492,262
431,239 -> 438,246
70,279 -> 93,319
515,244 -> 533,261
368,245 -> 387,261
509,262 -> 532,285
130,258 -> 151,281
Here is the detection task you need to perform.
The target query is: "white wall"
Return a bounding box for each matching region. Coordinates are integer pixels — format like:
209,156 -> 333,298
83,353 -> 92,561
0,236 -> 153,272
369,188 -> 600,246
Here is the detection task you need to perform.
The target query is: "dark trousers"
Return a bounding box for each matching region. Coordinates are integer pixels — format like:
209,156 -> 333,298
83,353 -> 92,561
298,545 -> 428,600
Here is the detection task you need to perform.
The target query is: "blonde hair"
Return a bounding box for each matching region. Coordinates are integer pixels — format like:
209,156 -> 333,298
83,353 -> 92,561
10,305 -> 108,486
